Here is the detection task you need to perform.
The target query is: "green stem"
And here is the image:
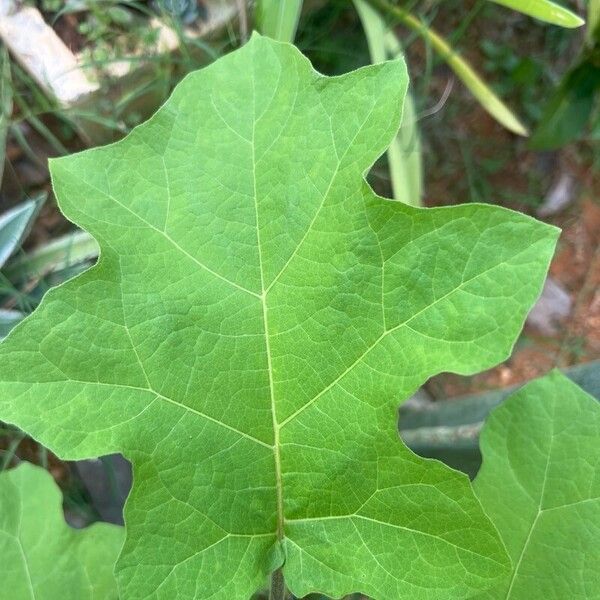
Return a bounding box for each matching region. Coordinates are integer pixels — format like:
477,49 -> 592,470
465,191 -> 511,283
361,0 -> 527,135
363,0 -> 463,58
269,568 -> 286,600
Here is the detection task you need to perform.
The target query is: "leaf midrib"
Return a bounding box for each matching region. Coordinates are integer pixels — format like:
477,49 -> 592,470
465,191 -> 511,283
250,59 -> 285,543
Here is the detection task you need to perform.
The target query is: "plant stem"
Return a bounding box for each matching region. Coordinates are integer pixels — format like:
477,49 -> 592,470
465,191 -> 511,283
269,568 -> 286,600
361,0 -> 527,135
363,0 -> 475,68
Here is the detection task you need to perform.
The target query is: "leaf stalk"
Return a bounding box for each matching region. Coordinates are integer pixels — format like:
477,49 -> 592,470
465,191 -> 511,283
269,568 -> 286,600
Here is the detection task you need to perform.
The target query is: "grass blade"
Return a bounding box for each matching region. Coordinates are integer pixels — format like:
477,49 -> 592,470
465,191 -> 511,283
0,44 -> 11,185
587,0 -> 600,45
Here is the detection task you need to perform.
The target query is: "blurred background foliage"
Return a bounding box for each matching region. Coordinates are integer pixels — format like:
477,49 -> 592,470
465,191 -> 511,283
0,1 -> 599,598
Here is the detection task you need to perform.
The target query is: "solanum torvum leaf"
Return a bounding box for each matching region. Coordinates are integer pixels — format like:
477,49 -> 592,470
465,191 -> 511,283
474,371 -> 600,599
0,463 -> 123,599
0,35 -> 558,599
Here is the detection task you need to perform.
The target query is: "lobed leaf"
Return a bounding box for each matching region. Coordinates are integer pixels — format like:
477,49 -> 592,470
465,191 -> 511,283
474,371 -> 600,599
0,463 -> 123,599
0,35 -> 558,599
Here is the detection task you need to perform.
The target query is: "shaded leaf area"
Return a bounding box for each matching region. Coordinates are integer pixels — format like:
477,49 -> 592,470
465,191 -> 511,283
0,463 -> 123,599
0,36 -> 557,599
530,61 -> 600,150
474,372 -> 600,599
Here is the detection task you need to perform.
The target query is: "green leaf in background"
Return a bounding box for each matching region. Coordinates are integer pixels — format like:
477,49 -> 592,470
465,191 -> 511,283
255,0 -> 304,42
354,0 -> 422,206
0,462 -> 123,599
3,229 -> 99,284
530,61 -> 600,149
474,371 -> 600,599
384,34 -> 422,206
365,0 -> 528,136
0,35 -> 558,599
414,29 -> 528,136
488,0 -> 584,28
588,0 -> 600,45
0,44 -> 12,185
0,195 -> 45,269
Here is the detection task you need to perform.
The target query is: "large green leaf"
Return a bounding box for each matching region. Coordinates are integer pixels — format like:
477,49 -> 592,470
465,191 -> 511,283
0,462 -> 123,599
474,371 -> 600,599
0,35 -> 558,599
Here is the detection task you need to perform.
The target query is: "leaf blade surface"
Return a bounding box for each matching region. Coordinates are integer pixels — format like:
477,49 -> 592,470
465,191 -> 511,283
0,463 -> 123,599
474,371 -> 600,599
0,36 -> 559,599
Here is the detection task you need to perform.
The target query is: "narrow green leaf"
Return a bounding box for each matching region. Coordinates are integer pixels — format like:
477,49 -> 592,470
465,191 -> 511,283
416,27 -> 528,136
530,60 -> 600,149
3,229 -> 98,283
474,371 -> 600,599
0,44 -> 12,184
0,36 -> 559,599
488,0 -> 584,28
385,33 -> 422,206
354,0 -> 423,206
366,0 -> 528,136
255,0 -> 304,42
0,195 -> 45,269
354,0 -> 387,63
0,463 -> 123,599
386,90 -> 422,204
588,0 -> 600,45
